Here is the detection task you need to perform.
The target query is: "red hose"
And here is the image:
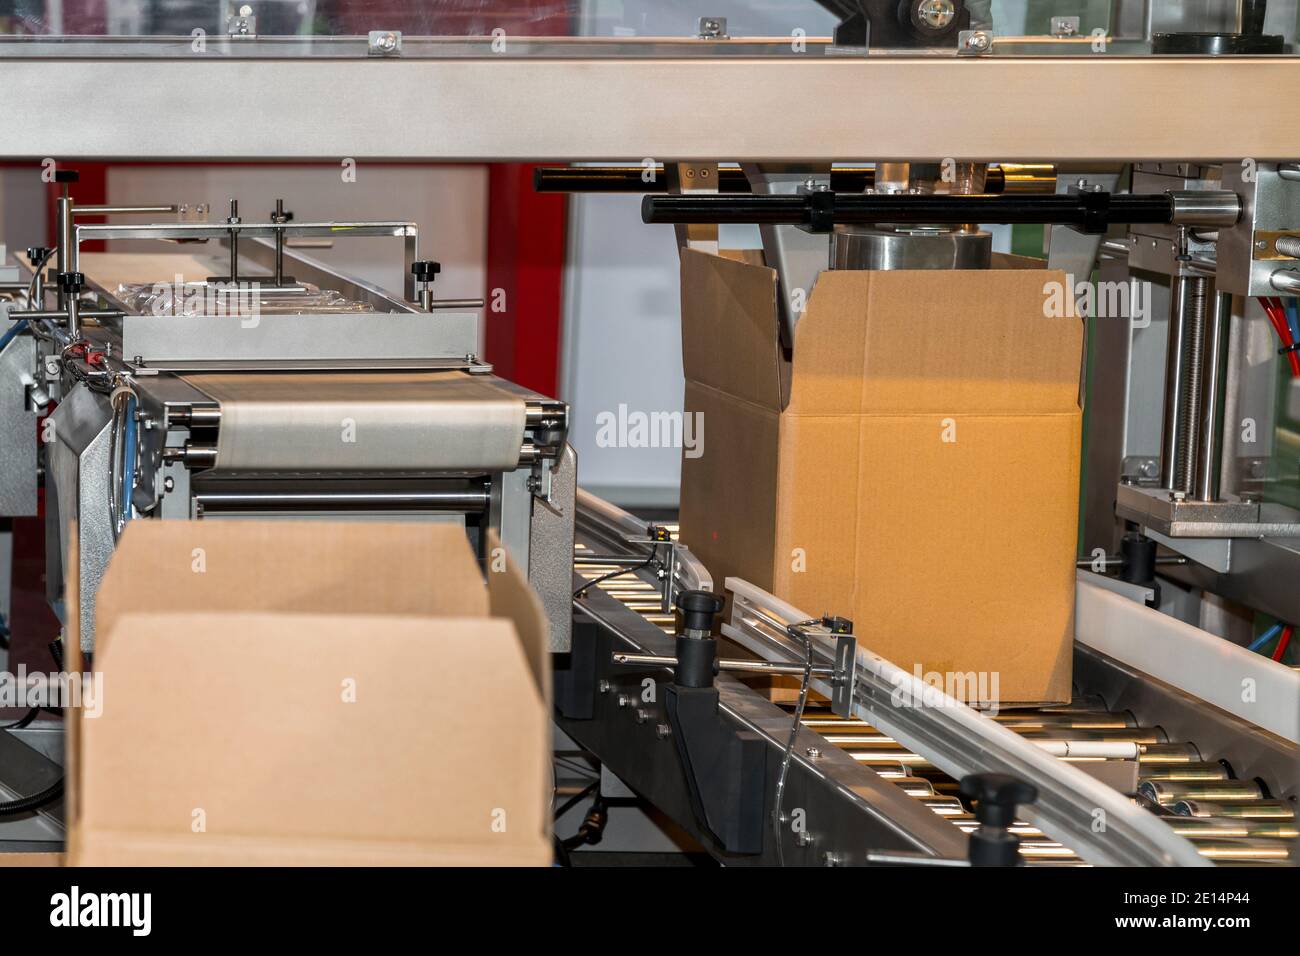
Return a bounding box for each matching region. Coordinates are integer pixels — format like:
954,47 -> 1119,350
1259,297 -> 1300,378
1273,625 -> 1293,663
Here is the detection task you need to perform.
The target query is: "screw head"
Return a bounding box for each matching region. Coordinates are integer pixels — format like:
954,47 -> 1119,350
655,723 -> 672,739
918,0 -> 956,30
964,30 -> 991,51
164,476 -> 175,493
805,747 -> 821,759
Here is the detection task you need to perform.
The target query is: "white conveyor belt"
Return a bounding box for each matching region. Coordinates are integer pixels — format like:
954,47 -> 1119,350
185,371 -> 527,472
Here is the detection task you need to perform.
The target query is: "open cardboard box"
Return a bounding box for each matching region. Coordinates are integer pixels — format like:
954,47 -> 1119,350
63,520 -> 551,865
679,248 -> 1083,705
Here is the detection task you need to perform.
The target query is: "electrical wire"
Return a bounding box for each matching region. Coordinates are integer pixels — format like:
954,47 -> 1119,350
772,619 -> 818,867
553,780 -> 599,821
1,708 -> 41,731
0,778 -> 63,817
1248,623 -> 1283,653
573,545 -> 658,599
1259,297 -> 1300,378
1272,626 -> 1293,663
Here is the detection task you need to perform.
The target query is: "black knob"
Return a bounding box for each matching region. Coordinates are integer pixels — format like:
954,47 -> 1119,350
675,590 -> 724,634
56,272 -> 85,293
26,246 -> 50,263
410,260 -> 441,282
960,773 -> 1037,829
53,170 -> 80,184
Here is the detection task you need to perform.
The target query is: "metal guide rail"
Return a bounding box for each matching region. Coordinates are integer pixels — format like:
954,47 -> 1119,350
568,496 -> 1297,866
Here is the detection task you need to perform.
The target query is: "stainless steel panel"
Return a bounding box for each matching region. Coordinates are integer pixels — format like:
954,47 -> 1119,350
3,57 -> 1300,161
122,312 -> 478,365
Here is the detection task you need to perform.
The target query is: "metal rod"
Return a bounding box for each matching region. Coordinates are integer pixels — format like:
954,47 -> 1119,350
611,651 -> 834,677
56,194 -> 74,308
72,204 -> 178,216
168,401 -> 567,431
1175,275 -> 1210,494
12,309 -> 124,322
192,488 -> 490,511
1193,291 -> 1232,502
640,191 -> 1182,230
1161,270 -> 1191,490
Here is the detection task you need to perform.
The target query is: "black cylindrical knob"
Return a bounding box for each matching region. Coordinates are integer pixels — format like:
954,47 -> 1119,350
26,246 -> 50,263
411,260 -> 441,281
56,271 -> 85,293
1119,531 -> 1157,585
960,773 -> 1037,829
675,589 -> 724,635
674,633 -> 717,689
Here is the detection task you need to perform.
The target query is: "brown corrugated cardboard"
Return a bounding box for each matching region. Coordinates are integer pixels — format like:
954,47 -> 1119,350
680,249 -> 1082,705
65,520 -> 550,865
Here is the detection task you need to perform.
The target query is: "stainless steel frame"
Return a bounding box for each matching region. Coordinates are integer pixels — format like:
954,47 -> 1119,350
3,55 -> 1300,161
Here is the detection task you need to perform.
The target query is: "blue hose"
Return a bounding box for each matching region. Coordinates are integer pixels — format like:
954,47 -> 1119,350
1286,300 -> 1300,341
122,394 -> 138,528
1248,623 -> 1283,653
0,319 -> 29,352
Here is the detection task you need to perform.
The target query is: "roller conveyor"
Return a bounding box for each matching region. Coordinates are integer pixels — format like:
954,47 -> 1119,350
572,517 -> 1298,867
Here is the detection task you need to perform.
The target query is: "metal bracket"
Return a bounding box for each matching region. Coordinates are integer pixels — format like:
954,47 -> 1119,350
368,31 -> 402,56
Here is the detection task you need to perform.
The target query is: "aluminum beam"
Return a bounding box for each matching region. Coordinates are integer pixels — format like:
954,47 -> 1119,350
2,56 -> 1300,161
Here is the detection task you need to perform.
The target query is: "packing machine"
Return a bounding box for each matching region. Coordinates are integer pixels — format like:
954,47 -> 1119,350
1,0 -> 1298,868
0,181 -> 577,657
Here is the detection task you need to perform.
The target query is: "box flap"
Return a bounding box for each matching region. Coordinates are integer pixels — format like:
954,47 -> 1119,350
788,269 -> 1082,416
680,248 -> 787,411
94,520 -> 488,656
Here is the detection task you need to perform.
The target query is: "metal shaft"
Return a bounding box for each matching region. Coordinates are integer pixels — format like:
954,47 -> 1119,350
1193,292 -> 1232,502
1159,272 -> 1209,492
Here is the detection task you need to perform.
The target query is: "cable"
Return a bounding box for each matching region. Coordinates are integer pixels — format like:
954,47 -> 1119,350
1259,297 -> 1300,378
0,777 -> 63,817
1248,623 -> 1283,653
553,780 -> 598,821
772,619 -> 818,867
0,318 -> 28,353
573,546 -> 658,599
1,708 -> 40,731
1272,626 -> 1293,663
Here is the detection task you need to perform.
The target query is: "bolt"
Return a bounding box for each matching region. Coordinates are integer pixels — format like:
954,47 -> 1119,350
376,32 -> 398,52
805,747 -> 821,759
617,694 -> 633,708
1169,490 -> 1187,502
963,31 -> 991,52
795,831 -> 814,848
655,723 -> 672,739
597,680 -> 611,694
164,476 -> 175,493
918,0 -> 956,29
635,708 -> 652,724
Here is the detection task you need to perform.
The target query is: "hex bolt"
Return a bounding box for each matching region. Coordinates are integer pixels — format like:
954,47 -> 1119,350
655,723 -> 672,739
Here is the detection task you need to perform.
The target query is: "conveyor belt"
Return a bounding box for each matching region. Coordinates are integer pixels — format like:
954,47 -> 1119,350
575,530 -> 1297,867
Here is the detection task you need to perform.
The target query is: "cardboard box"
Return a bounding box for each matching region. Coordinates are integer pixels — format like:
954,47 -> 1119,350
65,520 -> 551,865
679,249 -> 1082,705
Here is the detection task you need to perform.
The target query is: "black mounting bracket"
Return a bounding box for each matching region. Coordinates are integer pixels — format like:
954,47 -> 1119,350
664,684 -> 768,855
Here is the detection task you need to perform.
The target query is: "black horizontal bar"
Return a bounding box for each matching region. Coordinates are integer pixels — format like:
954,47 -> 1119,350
640,192 -> 1174,232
